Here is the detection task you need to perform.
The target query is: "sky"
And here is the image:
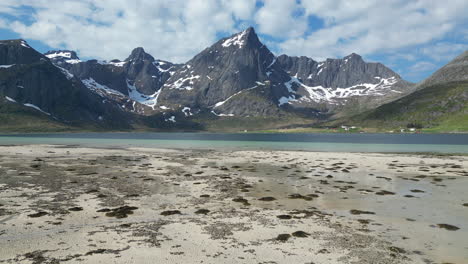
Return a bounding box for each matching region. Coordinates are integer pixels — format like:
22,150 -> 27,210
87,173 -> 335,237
0,0 -> 467,82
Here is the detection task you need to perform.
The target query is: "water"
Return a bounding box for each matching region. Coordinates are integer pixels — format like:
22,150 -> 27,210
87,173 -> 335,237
244,162 -> 468,263
0,132 -> 467,153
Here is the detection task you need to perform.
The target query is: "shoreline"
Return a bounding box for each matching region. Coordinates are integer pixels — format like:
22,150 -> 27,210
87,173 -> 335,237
0,130 -> 468,135
0,145 -> 467,263
1,143 -> 468,157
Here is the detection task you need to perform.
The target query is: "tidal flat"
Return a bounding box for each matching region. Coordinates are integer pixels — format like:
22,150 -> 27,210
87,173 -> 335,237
0,145 -> 467,264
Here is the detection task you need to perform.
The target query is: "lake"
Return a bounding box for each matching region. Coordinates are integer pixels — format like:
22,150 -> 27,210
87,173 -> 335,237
0,133 -> 467,153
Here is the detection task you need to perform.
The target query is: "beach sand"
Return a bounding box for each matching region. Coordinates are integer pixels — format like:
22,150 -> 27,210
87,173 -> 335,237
0,145 -> 467,264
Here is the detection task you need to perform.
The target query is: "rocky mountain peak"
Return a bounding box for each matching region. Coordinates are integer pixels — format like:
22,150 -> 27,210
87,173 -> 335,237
341,53 -> 364,65
125,47 -> 154,62
219,26 -> 263,50
344,52 -> 362,59
156,26 -> 289,111
0,39 -> 46,65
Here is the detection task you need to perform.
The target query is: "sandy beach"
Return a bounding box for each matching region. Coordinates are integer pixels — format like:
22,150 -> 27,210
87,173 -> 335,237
0,145 -> 467,264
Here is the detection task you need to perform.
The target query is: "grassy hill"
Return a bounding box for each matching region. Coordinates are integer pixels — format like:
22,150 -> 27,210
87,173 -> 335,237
346,81 -> 468,133
0,98 -> 73,132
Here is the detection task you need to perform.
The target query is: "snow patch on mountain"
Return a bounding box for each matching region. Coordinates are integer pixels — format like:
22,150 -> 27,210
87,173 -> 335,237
153,60 -> 173,72
266,57 -> 277,68
222,29 -> 248,49
54,66 -> 74,80
165,116 -> 176,122
83,78 -> 126,97
65,59 -> 82,64
20,40 -> 30,48
0,64 -> 15,69
278,96 -> 296,106
5,96 -> 16,103
127,80 -> 160,109
211,110 -> 234,117
182,107 -> 193,116
279,76 -> 400,106
167,75 -> 200,90
278,78 -> 299,106
317,67 -> 324,75
213,86 -> 258,108
24,103 -> 50,115
45,51 -> 73,59
108,61 -> 127,67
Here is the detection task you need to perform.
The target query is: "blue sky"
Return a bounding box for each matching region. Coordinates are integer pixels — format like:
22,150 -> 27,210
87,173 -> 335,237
1,0 -> 467,82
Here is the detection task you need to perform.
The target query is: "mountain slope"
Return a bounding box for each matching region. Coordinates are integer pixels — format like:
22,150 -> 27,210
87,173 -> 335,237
349,50 -> 468,132
353,81 -> 467,132
0,96 -> 71,132
0,39 -> 132,129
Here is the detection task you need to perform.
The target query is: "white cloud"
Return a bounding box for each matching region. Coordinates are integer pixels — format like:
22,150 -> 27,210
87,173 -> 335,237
0,0 -> 257,62
421,42 -> 468,61
0,0 -> 466,78
224,0 -> 257,20
254,0 -> 307,38
409,61 -> 437,73
0,0 -> 24,15
280,0 -> 468,60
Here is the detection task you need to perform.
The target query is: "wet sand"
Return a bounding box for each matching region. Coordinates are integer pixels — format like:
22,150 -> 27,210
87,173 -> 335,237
0,145 -> 467,264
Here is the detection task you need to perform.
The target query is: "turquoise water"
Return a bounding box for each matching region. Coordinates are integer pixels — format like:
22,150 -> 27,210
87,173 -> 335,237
0,133 -> 467,153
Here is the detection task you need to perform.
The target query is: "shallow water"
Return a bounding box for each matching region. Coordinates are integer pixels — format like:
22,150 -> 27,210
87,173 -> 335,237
1,132 -> 468,153
244,163 -> 468,264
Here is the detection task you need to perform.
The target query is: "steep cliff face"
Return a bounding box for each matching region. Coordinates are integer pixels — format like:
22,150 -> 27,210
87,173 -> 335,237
124,47 -> 175,95
156,27 -> 291,117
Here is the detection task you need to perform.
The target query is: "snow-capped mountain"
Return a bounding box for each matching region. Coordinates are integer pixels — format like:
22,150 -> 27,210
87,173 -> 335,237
0,27 -> 419,130
155,27 -> 412,116
275,53 -> 413,111
156,27 -> 291,117
46,47 -> 180,114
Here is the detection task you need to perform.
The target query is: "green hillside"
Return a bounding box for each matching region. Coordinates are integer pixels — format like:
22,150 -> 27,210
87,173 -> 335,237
0,98 -> 72,132
349,81 -> 468,133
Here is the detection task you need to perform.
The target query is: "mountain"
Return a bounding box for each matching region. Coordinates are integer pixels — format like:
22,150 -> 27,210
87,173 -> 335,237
0,39 -> 132,130
0,28 -> 423,132
349,50 -> 468,132
275,53 -> 414,116
156,27 -> 292,117
45,48 -> 180,114
156,27 -> 412,119
44,28 -> 413,120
